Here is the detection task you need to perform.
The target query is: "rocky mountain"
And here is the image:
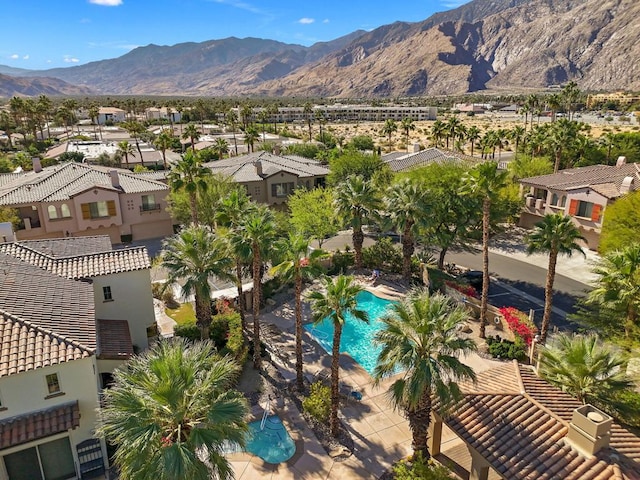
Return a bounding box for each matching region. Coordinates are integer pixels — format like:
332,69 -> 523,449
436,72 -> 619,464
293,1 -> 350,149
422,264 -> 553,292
1,0 -> 638,97
0,73 -> 93,97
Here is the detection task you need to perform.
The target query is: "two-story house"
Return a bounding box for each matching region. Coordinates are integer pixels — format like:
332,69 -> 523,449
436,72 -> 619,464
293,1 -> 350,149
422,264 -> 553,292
519,159 -> 639,250
0,236 -> 155,479
203,151 -> 329,208
0,161 -> 174,245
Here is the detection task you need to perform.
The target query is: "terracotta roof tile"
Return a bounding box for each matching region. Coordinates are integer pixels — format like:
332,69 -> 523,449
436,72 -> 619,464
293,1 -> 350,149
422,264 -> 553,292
0,401 -> 80,449
97,319 -> 133,360
382,148 -> 478,172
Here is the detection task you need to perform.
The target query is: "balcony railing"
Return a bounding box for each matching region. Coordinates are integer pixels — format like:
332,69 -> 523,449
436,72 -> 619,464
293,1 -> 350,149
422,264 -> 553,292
139,204 -> 161,213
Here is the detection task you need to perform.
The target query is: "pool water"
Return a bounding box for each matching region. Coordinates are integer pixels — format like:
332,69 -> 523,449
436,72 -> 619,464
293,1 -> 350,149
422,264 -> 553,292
245,415 -> 296,464
305,290 -> 395,375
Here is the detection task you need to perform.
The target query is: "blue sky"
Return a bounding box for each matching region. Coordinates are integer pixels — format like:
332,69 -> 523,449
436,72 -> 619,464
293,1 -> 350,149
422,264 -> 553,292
1,0 -> 469,70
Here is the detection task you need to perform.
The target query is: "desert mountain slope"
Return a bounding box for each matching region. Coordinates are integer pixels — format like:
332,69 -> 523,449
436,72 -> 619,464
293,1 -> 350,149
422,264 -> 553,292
0,73 -> 93,97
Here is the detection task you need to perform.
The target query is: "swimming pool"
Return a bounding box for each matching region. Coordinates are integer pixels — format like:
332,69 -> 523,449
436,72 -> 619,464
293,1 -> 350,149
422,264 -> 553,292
305,290 -> 395,375
245,415 -> 296,464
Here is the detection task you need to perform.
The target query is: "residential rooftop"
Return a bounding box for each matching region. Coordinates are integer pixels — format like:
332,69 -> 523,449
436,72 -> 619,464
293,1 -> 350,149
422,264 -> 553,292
382,148 -> 477,172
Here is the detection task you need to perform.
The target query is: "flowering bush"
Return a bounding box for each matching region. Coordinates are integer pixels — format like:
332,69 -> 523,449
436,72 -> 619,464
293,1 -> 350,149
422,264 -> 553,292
445,280 -> 479,298
499,307 -> 537,345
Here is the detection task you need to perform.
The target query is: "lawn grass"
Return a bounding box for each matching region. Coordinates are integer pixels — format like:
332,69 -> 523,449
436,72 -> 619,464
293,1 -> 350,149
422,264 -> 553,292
165,303 -> 196,326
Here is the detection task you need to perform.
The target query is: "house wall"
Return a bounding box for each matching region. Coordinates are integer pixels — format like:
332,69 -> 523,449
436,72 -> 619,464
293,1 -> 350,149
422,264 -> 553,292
0,357 -> 106,479
118,190 -> 173,241
92,269 -> 155,350
243,180 -> 267,203
266,172 -> 299,205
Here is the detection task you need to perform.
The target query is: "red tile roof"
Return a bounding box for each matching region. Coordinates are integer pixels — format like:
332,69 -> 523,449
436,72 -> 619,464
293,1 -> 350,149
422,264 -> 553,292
0,401 -> 80,449
97,319 -> 133,360
440,361 -> 640,480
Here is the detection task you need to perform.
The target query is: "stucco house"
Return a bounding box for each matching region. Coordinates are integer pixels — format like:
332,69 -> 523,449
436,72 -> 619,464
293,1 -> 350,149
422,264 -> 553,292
0,236 -> 155,479
382,147 -> 477,173
96,107 -> 126,125
0,161 -> 174,245
203,151 -> 329,207
518,159 -> 639,250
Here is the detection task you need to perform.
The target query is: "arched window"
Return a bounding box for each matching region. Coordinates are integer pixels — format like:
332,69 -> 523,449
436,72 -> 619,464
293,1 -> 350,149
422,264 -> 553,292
48,205 -> 58,220
60,204 -> 71,218
560,196 -> 567,208
551,193 -> 559,206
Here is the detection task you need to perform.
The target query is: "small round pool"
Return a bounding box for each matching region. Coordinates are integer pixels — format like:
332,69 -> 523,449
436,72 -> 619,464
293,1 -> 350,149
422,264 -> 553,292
246,415 -> 296,464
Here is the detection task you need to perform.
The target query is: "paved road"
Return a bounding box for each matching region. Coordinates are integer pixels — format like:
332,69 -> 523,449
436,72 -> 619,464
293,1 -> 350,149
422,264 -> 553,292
447,248 -> 591,331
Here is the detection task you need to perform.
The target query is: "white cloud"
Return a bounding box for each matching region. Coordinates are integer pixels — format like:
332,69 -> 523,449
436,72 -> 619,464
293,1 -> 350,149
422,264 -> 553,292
63,55 -> 80,63
47,60 -> 52,63
323,19 -> 329,24
23,55 -> 29,60
88,0 -> 123,6
298,17 -> 314,24
9,54 -> 19,59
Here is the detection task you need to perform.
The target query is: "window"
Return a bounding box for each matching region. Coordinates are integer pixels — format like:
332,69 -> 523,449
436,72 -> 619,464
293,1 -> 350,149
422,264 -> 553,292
569,199 -> 602,222
60,204 -> 71,218
576,201 -> 593,218
4,437 -> 76,480
551,193 -> 559,205
45,373 -> 60,395
560,196 -> 566,208
81,200 -> 116,219
271,182 -> 295,198
533,188 -> 547,200
141,194 -> 158,212
47,205 -> 58,220
253,186 -> 261,197
103,286 -> 113,301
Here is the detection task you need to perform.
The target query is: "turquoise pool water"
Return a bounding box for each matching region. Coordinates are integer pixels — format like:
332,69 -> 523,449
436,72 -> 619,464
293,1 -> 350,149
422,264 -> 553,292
305,290 -> 395,375
245,415 -> 296,464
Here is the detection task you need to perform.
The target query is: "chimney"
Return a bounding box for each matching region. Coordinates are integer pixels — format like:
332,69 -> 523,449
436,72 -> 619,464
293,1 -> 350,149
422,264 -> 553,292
110,170 -> 120,188
32,157 -> 42,173
255,161 -> 263,176
616,156 -> 627,167
566,405 -> 612,456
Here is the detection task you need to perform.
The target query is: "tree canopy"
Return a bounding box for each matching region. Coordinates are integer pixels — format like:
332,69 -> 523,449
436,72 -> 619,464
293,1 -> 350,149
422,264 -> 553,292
600,191 -> 640,254
288,187 -> 338,247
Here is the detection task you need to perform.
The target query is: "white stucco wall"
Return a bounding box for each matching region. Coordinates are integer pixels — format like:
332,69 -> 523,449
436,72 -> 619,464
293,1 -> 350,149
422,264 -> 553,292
92,269 -> 155,351
0,357 -> 106,479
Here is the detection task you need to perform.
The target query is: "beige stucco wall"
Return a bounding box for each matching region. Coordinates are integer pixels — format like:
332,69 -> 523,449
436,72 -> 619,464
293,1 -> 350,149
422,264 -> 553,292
266,172 -> 298,205
118,190 -> 173,240
92,270 -> 155,351
72,188 -> 122,232
243,180 -> 267,203
0,356 -> 107,478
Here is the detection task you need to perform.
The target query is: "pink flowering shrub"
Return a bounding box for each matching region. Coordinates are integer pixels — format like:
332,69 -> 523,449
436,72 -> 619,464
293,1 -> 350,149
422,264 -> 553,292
445,280 -> 479,299
498,307 -> 537,345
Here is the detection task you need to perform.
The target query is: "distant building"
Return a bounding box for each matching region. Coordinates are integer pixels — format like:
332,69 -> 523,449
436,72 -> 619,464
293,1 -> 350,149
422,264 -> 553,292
586,91 -> 640,108
454,103 -> 488,113
519,158 -> 639,250
97,107 -> 126,125
145,106 -> 182,123
203,151 -> 329,208
0,161 -> 174,244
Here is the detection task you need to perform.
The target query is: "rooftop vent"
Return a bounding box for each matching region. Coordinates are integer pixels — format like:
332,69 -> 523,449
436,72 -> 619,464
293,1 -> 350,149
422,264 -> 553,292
32,157 -> 42,173
566,404 -> 612,456
616,156 -> 627,167
620,176 -> 634,195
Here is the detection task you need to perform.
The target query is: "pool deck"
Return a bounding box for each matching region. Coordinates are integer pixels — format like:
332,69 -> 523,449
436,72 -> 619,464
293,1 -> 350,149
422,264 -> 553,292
230,286 -> 505,480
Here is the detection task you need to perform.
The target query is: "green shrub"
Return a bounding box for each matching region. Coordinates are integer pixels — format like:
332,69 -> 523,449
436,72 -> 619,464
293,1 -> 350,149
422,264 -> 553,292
328,250 -> 354,275
362,237 -> 402,273
393,452 -> 455,479
173,322 -> 200,341
487,336 -> 526,361
302,382 -> 331,423
151,283 -> 163,300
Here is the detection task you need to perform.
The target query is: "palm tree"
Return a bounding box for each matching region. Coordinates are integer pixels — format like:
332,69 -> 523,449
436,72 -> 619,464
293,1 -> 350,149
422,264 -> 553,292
0,110 -> 16,149
162,226 -> 233,339
466,125 -> 481,157
154,130 -> 174,170
244,126 -> 259,153
88,104 -> 102,141
226,109 -> 239,156
117,140 -> 136,168
526,214 -> 585,344
430,120 -> 446,147
334,175 -> 381,270
168,151 -> 210,225
182,124 -> 201,153
98,338 -> 248,480
37,94 -> 53,140
374,290 -> 476,459
383,179 -> 427,280
122,120 -> 145,158
509,125 -> 526,155
546,119 -> 578,172
562,81 -> 581,121
270,233 -> 326,390
212,138 -> 229,159
303,102 -> 313,142
587,243 -> 640,338
240,206 -> 277,369
539,333 -> 632,405
445,116 -> 462,150
461,162 -> 508,338
307,275 -> 368,436
401,117 -> 416,152
381,118 -> 398,152
546,93 -> 562,122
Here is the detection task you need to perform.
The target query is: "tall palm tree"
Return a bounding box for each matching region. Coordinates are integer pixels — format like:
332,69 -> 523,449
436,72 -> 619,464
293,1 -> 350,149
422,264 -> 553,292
430,120 -> 446,148
374,290 -> 476,459
162,226 -> 233,339
587,243 -> 640,338
466,125 -> 481,157
461,162 -> 508,338
540,333 -> 632,405
244,126 -> 259,153
546,119 -> 578,172
303,102 -> 314,142
401,117 -> 416,152
307,275 -> 368,436
383,179 -> 427,280
117,140 -> 136,168
182,124 -> 201,153
334,175 -> 381,270
88,104 -> 102,141
122,120 -> 145,158
445,116 -> 462,150
382,118 -> 398,152
526,214 -> 585,344
154,130 -> 174,170
270,233 -> 326,390
98,338 -> 248,480
509,125 -> 526,155
37,94 -> 53,140
212,138 -> 229,159
226,109 -> 239,156
240,206 -> 277,369
168,151 -> 210,225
